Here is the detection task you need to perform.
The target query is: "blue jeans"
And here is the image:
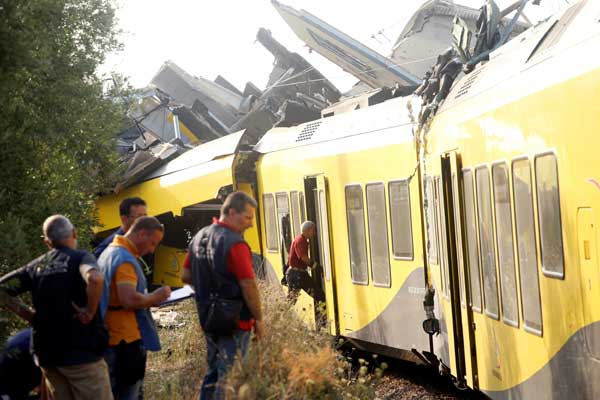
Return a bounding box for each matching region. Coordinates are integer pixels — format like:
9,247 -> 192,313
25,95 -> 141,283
200,330 -> 251,400
104,340 -> 146,400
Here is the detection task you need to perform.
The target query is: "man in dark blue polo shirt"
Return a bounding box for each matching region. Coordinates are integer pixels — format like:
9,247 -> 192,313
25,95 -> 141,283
94,197 -> 147,258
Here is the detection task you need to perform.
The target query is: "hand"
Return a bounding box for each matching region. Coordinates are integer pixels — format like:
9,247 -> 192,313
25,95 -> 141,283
72,302 -> 94,325
153,285 -> 171,304
254,319 -> 265,340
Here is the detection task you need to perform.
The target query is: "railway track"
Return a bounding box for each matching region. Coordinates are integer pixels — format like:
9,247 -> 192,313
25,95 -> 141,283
374,359 -> 487,400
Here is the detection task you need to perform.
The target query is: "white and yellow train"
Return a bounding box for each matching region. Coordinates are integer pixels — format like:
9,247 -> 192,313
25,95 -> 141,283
96,1 -> 600,398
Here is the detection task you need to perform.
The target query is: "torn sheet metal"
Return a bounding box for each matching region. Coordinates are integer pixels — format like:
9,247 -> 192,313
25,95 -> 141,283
271,0 -> 421,89
151,61 -> 242,129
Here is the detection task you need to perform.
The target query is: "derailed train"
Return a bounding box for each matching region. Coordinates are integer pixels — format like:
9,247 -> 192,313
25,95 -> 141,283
96,1 -> 600,398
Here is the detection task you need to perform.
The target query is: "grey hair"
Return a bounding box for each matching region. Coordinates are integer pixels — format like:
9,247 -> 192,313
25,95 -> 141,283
301,220 -> 315,233
43,215 -> 74,245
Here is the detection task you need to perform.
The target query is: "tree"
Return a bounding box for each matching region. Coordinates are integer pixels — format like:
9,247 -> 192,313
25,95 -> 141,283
0,0 -> 126,341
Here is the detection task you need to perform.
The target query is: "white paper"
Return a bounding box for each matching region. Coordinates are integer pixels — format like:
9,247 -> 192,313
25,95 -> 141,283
159,285 -> 194,307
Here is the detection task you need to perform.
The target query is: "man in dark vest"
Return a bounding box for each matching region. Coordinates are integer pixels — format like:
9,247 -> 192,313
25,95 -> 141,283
182,191 -> 265,400
0,215 -> 112,400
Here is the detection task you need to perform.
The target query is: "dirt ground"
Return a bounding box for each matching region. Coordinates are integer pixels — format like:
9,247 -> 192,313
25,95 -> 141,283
374,359 -> 488,400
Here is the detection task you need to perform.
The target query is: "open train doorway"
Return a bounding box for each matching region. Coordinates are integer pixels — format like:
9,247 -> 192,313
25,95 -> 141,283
153,199 -> 223,287
304,175 -> 339,335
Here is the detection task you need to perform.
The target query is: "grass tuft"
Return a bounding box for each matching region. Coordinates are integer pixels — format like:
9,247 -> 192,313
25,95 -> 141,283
145,282 -> 379,399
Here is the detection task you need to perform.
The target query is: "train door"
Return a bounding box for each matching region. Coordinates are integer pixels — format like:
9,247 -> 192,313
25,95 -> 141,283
304,175 -> 339,335
577,208 -> 600,358
440,151 -> 477,388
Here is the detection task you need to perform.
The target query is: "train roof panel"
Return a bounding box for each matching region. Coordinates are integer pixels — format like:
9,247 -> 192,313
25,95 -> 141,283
254,95 -> 417,154
144,130 -> 245,180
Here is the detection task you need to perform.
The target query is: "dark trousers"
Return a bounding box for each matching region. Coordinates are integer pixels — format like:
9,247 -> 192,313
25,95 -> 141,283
104,340 -> 146,400
200,330 -> 251,400
286,268 -> 314,303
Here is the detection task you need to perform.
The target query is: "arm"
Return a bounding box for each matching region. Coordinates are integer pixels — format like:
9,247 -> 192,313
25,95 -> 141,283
181,268 -> 192,285
85,270 -> 103,313
0,264 -> 34,322
227,243 -> 265,338
296,238 -> 311,266
239,278 -> 265,339
117,284 -> 171,309
181,252 -> 192,284
73,269 -> 104,324
239,278 -> 263,322
0,288 -> 34,323
113,262 -> 171,309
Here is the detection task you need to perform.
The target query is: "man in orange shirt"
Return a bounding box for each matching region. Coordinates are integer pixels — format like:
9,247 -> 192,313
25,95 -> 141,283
98,216 -> 171,400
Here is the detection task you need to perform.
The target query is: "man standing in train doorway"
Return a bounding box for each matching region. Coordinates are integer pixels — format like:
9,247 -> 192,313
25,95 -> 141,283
286,221 -> 316,304
182,191 -> 265,400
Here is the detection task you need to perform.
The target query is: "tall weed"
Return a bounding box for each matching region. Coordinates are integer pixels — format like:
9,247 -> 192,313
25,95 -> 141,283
145,282 -> 378,399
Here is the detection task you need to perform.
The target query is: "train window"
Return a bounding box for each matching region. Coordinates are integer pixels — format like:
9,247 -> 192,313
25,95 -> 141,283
463,169 -> 482,312
290,191 -> 301,238
453,173 -> 466,308
276,193 -> 293,265
425,177 -> 439,265
492,162 -> 519,327
345,185 -> 369,285
366,183 -> 391,287
535,152 -> 564,278
513,158 -> 543,334
263,194 -> 278,252
388,180 -> 413,260
475,166 -> 500,319
299,192 -> 306,223
437,178 -> 450,297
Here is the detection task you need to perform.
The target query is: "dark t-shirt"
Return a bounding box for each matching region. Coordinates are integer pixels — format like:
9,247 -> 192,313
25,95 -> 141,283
94,227 -> 124,258
1,248 -> 106,367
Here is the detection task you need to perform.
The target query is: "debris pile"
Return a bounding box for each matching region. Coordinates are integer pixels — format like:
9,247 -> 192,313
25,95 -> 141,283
111,0 -> 535,190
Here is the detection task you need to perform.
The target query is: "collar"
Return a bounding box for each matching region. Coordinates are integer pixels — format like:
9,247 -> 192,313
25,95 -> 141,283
111,235 -> 140,258
213,217 -> 239,233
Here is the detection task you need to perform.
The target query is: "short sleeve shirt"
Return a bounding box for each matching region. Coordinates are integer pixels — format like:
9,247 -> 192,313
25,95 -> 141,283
104,236 -> 141,345
288,234 -> 309,269
183,221 -> 254,280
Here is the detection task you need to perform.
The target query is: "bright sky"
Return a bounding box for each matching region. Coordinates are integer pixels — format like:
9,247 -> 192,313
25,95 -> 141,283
102,0 -> 561,92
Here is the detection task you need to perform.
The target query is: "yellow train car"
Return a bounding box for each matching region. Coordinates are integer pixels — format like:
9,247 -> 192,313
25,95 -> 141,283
421,1 -> 600,398
93,2 -> 600,399
95,131 -> 262,287
253,96 -> 432,352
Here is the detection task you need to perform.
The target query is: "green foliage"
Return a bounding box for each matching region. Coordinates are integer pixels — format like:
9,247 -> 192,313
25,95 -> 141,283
0,0 -> 127,342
